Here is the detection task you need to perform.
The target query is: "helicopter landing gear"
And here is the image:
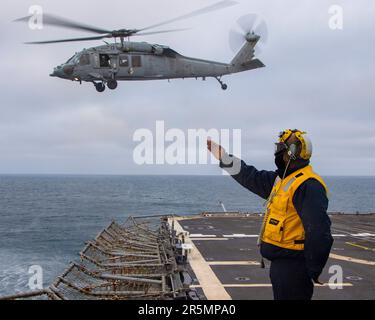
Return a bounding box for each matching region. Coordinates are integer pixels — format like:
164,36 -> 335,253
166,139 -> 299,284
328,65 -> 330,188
94,82 -> 105,93
107,79 -> 118,90
215,77 -> 228,91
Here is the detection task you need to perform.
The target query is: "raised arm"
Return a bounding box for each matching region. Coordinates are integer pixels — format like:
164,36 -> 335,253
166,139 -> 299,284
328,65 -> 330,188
207,138 -> 277,200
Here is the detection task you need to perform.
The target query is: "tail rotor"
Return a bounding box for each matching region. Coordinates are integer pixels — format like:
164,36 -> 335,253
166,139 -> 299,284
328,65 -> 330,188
229,14 -> 268,54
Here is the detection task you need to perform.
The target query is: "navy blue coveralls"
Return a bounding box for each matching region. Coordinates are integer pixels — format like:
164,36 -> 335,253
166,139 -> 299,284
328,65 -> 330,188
220,155 -> 333,300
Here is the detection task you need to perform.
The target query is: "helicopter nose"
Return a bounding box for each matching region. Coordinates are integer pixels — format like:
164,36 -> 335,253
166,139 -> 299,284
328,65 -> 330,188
62,64 -> 75,76
50,65 -> 74,78
50,66 -> 60,77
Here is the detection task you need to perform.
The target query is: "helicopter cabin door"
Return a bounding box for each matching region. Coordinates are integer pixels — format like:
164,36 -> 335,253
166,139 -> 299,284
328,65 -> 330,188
93,52 -> 119,79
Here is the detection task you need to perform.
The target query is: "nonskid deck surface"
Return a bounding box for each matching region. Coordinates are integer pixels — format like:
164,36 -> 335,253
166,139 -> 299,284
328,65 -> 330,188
175,212 -> 375,300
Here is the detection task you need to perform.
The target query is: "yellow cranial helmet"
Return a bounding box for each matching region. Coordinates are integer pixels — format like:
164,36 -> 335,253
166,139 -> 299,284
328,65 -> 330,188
278,129 -> 313,160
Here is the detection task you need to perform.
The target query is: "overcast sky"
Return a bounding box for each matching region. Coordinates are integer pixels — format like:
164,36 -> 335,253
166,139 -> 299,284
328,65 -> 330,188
0,0 -> 374,175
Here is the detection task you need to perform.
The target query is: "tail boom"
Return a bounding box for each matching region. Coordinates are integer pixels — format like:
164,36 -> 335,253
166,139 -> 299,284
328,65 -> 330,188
230,34 -> 265,72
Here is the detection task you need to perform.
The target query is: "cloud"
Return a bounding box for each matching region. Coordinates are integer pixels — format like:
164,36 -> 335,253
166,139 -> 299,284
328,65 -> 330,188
0,0 -> 374,175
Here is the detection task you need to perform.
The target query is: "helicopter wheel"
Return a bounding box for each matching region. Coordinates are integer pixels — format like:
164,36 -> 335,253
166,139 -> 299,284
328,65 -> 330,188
95,82 -> 106,93
215,76 -> 228,91
107,80 -> 118,90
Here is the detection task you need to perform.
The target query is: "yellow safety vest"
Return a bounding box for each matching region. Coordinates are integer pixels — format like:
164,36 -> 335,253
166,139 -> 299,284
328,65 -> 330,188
261,165 -> 328,250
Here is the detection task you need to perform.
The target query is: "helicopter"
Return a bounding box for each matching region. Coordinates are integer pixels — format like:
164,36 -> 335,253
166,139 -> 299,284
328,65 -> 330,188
15,1 -> 266,92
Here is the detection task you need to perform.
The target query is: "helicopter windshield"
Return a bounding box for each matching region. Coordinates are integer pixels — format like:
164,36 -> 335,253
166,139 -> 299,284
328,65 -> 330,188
66,54 -> 81,65
66,55 -> 76,64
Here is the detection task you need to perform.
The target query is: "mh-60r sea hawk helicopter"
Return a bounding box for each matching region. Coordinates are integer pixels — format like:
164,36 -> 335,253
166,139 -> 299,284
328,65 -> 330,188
15,1 -> 266,92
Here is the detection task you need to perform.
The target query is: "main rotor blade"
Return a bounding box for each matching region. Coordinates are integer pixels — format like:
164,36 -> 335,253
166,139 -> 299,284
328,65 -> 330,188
24,34 -> 111,44
14,13 -> 111,34
139,0 -> 237,32
134,28 -> 190,36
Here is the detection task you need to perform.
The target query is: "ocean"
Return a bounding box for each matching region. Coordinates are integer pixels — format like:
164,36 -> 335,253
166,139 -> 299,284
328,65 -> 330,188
0,175 -> 374,296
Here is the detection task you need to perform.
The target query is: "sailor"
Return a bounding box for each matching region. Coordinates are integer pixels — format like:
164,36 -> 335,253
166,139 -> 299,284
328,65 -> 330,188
207,129 -> 333,300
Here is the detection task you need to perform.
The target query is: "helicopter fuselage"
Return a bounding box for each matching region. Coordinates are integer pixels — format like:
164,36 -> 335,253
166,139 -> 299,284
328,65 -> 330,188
50,40 -> 264,91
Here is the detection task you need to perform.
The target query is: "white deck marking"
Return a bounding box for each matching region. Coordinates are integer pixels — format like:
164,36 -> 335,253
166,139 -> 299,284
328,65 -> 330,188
223,234 -> 258,238
329,253 -> 375,266
208,261 -> 260,266
191,238 -> 229,241
350,233 -> 375,237
189,234 -> 217,238
314,283 -> 353,287
169,219 -> 231,300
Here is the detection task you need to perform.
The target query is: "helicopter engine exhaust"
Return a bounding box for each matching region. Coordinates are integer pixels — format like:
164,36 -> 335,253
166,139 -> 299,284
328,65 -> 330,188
121,42 -> 164,56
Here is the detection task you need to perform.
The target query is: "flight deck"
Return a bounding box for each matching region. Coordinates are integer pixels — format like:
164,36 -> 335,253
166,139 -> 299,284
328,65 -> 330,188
174,212 -> 375,300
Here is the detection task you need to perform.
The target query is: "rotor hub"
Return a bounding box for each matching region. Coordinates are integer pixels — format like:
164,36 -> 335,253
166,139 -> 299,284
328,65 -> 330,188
245,32 -> 260,42
111,29 -> 138,38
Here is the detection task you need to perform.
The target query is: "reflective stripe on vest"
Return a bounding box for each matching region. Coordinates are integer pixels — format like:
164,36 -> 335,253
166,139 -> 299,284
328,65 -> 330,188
261,165 -> 328,251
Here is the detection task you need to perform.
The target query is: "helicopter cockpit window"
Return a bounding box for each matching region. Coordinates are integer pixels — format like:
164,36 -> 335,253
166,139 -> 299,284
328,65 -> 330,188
70,55 -> 80,65
79,54 -> 90,66
99,54 -> 110,68
119,55 -> 129,67
66,55 -> 75,64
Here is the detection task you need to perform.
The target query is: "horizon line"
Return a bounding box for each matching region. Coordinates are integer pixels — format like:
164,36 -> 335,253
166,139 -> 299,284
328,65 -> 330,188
0,173 -> 374,178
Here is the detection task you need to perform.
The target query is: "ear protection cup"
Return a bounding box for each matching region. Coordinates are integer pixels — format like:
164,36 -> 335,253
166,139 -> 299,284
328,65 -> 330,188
288,143 -> 298,160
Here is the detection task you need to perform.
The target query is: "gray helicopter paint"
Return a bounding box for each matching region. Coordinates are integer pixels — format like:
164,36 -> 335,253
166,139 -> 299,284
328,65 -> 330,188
16,1 -> 265,90
50,37 -> 265,87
